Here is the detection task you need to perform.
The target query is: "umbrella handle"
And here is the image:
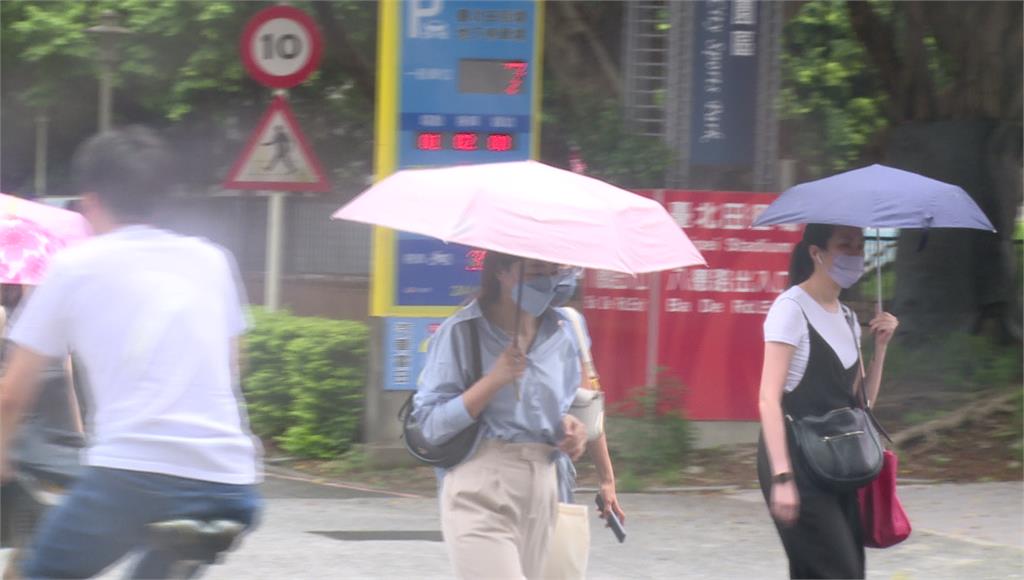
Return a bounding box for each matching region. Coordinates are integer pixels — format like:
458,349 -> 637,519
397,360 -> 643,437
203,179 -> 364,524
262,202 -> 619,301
512,259 -> 524,401
875,228 -> 883,315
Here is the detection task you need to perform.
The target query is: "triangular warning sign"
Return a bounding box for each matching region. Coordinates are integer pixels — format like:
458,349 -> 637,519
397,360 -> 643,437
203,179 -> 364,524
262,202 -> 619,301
224,95 -> 330,192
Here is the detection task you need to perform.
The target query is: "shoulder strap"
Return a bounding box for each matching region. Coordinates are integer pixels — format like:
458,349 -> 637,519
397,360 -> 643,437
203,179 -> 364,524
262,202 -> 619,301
794,299 -> 862,404
558,307 -> 601,391
840,305 -> 868,404
468,318 -> 482,384
400,317 -> 484,422
841,305 -> 892,444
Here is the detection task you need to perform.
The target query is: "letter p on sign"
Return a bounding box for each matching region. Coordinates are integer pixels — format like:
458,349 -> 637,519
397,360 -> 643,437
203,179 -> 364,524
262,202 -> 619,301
408,0 -> 444,38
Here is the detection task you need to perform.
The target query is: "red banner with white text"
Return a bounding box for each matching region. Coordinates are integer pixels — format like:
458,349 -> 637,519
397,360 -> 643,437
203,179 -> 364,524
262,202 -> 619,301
583,190 -> 803,420
581,269 -> 654,410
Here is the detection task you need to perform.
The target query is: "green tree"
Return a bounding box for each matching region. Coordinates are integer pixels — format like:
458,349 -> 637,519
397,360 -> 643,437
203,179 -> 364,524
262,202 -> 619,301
1,1 -> 376,195
1,1 -> 669,195
777,1 -> 1021,345
779,1 -> 889,179
538,2 -> 673,188
844,0 -> 1022,344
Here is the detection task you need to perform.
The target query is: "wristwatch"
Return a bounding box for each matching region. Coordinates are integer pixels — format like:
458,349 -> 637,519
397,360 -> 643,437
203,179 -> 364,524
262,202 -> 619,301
772,472 -> 794,484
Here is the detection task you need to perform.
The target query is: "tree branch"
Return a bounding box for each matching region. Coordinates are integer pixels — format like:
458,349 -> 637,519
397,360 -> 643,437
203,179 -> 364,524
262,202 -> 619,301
845,0 -> 903,120
555,2 -> 621,99
900,2 -> 936,120
892,391 -> 1018,449
311,2 -> 375,103
922,2 -> 1022,121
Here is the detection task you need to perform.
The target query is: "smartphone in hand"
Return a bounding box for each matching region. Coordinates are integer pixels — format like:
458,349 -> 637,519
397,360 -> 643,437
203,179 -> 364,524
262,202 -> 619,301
595,493 -> 626,543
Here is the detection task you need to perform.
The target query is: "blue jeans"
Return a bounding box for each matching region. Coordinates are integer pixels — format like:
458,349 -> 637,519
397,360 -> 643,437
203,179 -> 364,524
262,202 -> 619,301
22,467 -> 261,579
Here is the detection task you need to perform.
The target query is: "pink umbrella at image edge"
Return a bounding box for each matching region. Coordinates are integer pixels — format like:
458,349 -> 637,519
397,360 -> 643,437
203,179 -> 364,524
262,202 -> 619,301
0,194 -> 92,285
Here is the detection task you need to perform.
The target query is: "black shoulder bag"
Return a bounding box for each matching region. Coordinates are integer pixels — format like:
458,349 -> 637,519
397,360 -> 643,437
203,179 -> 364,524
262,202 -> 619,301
398,318 -> 483,468
787,306 -> 891,492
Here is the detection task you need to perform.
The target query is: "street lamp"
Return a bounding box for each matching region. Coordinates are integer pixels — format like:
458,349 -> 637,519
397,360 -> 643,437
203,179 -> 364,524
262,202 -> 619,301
86,10 -> 132,133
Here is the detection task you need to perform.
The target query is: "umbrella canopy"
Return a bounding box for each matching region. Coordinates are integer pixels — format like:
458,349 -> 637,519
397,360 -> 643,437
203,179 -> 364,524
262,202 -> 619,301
752,164 -> 995,231
1,194 -> 91,284
0,217 -> 67,284
1,193 -> 92,243
332,160 -> 705,274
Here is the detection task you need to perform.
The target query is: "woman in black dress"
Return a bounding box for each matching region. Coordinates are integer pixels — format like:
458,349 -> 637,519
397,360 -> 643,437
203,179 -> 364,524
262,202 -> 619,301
757,224 -> 899,579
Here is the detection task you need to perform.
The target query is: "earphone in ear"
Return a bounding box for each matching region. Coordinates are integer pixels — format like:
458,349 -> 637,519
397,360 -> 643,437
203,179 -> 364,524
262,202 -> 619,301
815,254 -> 824,265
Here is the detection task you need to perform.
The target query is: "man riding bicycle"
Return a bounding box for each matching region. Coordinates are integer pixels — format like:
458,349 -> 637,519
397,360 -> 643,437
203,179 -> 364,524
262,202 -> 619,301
0,127 -> 262,579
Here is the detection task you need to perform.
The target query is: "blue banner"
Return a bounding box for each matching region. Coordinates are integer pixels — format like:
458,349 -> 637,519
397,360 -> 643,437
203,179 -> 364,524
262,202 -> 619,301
689,0 -> 761,166
393,0 -> 537,309
399,0 -> 536,168
395,233 -> 483,306
384,317 -> 446,390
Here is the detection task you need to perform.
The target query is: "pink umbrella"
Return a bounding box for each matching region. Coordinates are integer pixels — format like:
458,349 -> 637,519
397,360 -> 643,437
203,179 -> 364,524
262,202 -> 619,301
1,194 -> 92,284
332,160 -> 705,274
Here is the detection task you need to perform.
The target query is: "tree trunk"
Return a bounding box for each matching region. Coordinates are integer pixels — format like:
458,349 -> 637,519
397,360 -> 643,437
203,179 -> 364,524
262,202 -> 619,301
889,121 -> 1022,345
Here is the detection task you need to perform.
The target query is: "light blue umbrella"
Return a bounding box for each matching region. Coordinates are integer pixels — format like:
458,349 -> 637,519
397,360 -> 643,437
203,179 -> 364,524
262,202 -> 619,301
752,164 -> 997,311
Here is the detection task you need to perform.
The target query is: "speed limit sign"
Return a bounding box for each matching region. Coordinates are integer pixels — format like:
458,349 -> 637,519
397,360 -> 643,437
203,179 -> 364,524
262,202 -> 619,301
241,5 -> 323,89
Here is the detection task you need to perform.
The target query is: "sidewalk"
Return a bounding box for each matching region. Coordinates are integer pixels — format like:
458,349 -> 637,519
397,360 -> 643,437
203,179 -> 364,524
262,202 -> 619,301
3,480 -> 1020,579
201,480 -> 1021,579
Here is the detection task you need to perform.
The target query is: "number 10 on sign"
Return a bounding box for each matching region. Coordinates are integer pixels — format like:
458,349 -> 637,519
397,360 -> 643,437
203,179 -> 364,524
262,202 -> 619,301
241,5 -> 323,89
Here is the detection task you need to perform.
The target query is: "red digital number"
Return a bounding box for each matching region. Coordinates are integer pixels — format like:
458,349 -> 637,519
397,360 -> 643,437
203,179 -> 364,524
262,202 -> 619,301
452,132 -> 479,151
417,132 -> 442,151
486,134 -> 513,152
503,61 -> 528,95
465,249 -> 487,271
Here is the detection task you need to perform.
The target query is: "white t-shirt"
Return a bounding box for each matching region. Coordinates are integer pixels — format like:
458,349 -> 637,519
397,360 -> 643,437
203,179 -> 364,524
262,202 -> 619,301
763,286 -> 862,393
9,226 -> 261,485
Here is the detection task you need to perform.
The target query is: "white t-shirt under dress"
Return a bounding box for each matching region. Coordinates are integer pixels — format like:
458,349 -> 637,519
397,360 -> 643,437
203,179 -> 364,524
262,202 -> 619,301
763,286 -> 862,393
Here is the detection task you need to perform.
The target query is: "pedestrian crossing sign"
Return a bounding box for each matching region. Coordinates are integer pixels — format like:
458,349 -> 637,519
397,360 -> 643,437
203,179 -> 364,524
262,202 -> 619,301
224,95 -> 330,192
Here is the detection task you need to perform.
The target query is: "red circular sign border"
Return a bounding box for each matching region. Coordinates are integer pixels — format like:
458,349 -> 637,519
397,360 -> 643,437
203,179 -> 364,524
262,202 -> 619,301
241,5 -> 323,89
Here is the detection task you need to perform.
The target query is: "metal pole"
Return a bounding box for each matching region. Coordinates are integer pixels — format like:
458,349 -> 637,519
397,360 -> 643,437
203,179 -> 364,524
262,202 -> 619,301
645,189 -> 665,391
34,114 -> 48,194
87,11 -> 131,134
264,191 -> 286,311
777,158 -> 797,191
875,228 -> 883,314
98,63 -> 113,132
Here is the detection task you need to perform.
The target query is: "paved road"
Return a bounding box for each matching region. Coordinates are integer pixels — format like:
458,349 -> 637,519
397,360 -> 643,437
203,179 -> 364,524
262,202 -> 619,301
3,477 -> 1021,579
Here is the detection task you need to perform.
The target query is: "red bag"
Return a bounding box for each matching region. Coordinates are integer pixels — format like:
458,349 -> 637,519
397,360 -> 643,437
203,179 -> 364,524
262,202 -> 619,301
858,449 -> 912,548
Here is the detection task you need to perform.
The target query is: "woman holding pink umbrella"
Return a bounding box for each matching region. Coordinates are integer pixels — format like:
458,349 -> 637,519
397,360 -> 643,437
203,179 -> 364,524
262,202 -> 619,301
334,159 -> 705,579
0,200 -> 90,434
0,201 -> 90,569
414,251 -> 620,580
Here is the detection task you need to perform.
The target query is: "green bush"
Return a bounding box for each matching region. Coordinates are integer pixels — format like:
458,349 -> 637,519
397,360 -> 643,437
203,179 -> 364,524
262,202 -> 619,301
242,309 -> 305,438
242,309 -> 369,459
883,331 -> 1023,388
279,319 -> 369,458
605,369 -> 693,475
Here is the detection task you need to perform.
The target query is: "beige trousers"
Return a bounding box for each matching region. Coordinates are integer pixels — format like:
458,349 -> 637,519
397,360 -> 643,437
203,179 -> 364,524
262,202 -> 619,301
441,439 -> 558,580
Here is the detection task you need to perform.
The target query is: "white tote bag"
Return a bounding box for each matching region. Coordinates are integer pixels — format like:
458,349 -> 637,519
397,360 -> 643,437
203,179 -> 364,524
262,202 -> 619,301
541,503 -> 590,580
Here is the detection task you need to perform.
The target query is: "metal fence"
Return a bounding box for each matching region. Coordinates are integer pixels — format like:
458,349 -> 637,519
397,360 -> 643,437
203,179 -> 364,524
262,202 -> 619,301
158,195 -> 371,277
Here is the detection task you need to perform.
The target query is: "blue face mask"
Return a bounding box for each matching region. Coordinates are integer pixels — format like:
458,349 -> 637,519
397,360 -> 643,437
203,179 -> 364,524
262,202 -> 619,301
550,270 -> 579,307
511,275 -> 558,317
827,254 -> 865,289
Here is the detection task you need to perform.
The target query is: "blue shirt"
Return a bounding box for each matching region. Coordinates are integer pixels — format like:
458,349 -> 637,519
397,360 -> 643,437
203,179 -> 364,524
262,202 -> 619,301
413,301 -> 582,450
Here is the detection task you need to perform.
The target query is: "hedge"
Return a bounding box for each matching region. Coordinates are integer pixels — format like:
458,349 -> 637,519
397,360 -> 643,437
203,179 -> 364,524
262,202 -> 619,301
242,308 -> 369,458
